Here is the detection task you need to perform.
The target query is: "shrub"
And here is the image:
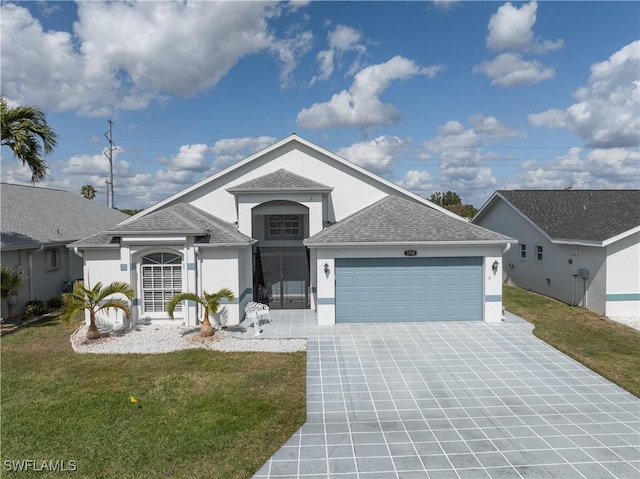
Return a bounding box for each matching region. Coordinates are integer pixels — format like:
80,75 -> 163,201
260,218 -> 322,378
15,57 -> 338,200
46,296 -> 63,309
25,299 -> 46,316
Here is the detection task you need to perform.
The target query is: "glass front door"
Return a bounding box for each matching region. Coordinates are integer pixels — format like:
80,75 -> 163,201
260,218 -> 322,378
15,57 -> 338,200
259,250 -> 309,309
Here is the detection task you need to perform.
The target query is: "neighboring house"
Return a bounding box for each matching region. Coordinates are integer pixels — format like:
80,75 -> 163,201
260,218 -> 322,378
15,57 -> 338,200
473,190 -> 640,327
72,135 -> 514,328
0,183 -> 129,317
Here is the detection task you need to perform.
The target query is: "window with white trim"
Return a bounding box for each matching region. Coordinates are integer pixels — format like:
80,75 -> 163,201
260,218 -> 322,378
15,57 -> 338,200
535,245 -> 543,262
141,253 -> 182,313
520,244 -> 527,260
46,249 -> 60,271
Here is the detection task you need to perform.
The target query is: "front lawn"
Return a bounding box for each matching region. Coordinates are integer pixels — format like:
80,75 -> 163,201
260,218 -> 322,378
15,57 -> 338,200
503,284 -> 640,398
0,317 -> 306,478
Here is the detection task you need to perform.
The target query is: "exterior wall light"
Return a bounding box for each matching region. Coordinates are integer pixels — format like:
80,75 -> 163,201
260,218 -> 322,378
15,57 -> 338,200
492,260 -> 499,274
324,263 -> 330,276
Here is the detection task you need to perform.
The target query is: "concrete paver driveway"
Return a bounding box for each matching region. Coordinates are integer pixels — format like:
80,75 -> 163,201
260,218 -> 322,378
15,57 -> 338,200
253,314 -> 640,478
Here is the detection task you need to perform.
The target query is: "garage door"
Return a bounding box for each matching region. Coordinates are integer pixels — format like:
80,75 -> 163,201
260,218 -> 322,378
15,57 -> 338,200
335,257 -> 483,322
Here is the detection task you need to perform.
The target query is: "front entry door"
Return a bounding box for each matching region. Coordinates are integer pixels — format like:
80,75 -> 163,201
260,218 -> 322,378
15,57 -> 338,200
261,251 -> 309,309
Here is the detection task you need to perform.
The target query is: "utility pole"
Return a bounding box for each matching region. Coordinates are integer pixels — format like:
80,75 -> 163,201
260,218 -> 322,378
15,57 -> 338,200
104,120 -> 115,208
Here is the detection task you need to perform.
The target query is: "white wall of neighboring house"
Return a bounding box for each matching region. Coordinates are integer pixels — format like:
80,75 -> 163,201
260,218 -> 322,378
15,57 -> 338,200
314,244 -> 504,326
1,245 -> 83,317
606,232 -> 640,322
474,198 -> 640,325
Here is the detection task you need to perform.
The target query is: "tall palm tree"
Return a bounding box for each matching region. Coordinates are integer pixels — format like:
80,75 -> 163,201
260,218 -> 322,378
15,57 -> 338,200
167,288 -> 235,337
0,96 -> 58,183
59,281 -> 134,340
80,184 -> 96,200
1,265 -> 24,319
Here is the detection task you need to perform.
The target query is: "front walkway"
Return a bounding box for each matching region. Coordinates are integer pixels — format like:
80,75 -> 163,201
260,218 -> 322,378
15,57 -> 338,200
243,311 -> 640,479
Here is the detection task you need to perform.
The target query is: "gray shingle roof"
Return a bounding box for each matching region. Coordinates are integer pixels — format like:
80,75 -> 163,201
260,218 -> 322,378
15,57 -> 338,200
305,196 -> 513,245
72,203 -> 253,247
227,168 -> 333,193
497,190 -> 640,242
1,183 -> 129,249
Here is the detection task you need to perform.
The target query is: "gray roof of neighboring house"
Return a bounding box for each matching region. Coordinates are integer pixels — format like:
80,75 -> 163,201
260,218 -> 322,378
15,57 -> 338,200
227,168 -> 333,193
1,183 -> 129,249
73,203 -> 254,247
495,190 -> 640,242
305,195 -> 513,245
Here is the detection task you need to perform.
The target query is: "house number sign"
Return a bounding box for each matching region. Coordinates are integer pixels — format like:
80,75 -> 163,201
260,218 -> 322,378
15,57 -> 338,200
404,250 -> 417,256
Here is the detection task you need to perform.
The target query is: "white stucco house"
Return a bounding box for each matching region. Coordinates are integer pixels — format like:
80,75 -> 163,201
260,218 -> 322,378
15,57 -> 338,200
473,190 -> 640,328
72,135 -> 514,328
1,183 -> 128,317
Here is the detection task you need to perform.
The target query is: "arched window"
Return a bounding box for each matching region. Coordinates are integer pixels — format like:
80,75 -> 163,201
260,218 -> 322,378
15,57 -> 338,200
141,252 -> 182,313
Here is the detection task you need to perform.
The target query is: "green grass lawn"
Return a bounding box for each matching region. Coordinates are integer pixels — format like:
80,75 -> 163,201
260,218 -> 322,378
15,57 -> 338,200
0,317 -> 306,478
503,284 -> 640,398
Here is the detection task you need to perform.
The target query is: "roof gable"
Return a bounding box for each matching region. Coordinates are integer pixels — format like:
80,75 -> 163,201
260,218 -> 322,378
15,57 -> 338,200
124,134 -> 459,224
306,196 -> 513,245
74,204 -> 253,247
1,183 -> 128,249
478,190 -> 640,243
226,168 -> 333,193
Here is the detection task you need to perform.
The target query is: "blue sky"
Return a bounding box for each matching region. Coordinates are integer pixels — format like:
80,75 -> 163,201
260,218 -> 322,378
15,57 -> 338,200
1,0 -> 639,209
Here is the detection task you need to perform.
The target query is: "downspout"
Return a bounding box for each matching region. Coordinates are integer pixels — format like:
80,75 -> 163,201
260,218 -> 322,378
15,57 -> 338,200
73,247 -> 84,258
502,243 -> 511,254
27,246 -> 44,301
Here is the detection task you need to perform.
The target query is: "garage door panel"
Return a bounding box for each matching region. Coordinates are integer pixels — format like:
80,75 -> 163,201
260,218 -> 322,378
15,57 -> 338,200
336,257 -> 482,323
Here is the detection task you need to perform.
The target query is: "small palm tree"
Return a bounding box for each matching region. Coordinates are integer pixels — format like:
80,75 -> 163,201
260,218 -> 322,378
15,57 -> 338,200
167,288 -> 235,337
80,184 -> 96,200
1,265 -> 25,319
0,96 -> 58,183
59,281 -> 134,340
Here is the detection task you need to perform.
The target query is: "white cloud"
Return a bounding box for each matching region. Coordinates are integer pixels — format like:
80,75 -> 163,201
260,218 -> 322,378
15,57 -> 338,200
420,115 -> 523,203
211,136 -> 278,170
507,147 -> 640,190
528,40 -> 640,148
311,25 -> 367,84
431,1 -> 461,12
336,135 -> 408,175
487,1 -> 563,53
298,56 -> 443,130
396,170 -> 434,196
0,1 -> 311,116
473,53 -> 555,87
159,144 -> 210,172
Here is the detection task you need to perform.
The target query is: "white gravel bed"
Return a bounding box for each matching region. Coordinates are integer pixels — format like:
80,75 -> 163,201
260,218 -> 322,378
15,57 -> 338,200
70,323 -> 306,354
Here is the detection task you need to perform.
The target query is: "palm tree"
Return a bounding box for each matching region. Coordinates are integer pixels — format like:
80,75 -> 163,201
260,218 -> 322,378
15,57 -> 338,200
59,281 -> 134,340
80,184 -> 96,200
1,265 -> 24,319
167,288 -> 235,337
0,96 -> 58,183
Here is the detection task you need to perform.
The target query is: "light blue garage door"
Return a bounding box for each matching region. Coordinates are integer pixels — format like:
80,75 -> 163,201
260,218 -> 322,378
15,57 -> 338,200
335,257 -> 483,322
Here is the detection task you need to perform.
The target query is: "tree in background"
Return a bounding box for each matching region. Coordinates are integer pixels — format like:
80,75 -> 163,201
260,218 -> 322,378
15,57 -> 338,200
80,184 -> 96,200
0,97 -> 58,183
430,191 -> 478,219
1,265 -> 24,319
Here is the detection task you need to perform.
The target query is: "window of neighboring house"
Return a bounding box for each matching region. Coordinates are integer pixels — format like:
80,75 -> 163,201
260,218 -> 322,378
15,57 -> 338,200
265,214 -> 303,240
46,249 -> 60,271
536,245 -> 544,262
520,244 -> 527,260
141,252 -> 182,314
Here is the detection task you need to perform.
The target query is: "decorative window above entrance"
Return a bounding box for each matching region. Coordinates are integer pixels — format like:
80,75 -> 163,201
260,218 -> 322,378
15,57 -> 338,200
266,215 -> 303,240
